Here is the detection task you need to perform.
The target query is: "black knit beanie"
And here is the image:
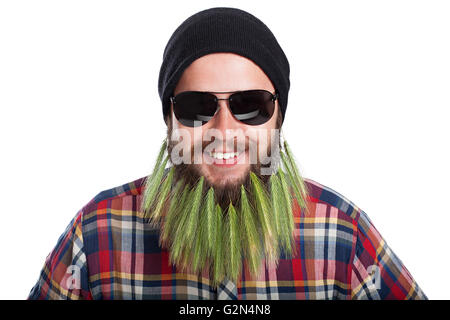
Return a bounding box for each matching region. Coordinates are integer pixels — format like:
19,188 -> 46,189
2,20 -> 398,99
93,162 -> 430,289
158,7 -> 290,125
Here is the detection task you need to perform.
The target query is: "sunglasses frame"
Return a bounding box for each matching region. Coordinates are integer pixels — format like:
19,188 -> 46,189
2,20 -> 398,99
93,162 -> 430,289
169,89 -> 279,126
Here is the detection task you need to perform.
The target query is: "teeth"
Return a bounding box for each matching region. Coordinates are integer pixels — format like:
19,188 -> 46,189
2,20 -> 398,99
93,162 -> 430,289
209,152 -> 239,160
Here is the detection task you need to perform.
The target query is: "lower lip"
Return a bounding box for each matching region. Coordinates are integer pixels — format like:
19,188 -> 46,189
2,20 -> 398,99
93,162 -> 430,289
204,152 -> 245,168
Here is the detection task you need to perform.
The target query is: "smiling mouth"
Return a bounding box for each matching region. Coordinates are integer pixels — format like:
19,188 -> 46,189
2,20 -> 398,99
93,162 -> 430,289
208,151 -> 240,160
204,151 -> 246,167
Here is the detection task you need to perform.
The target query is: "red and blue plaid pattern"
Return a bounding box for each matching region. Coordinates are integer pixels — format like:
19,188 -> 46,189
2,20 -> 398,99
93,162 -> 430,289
28,174 -> 427,300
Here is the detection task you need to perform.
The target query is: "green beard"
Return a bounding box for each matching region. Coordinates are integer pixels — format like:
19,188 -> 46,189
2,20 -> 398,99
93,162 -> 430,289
140,139 -> 309,288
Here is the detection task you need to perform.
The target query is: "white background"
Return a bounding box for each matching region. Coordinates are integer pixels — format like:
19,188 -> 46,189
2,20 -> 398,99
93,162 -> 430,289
1,0 -> 448,299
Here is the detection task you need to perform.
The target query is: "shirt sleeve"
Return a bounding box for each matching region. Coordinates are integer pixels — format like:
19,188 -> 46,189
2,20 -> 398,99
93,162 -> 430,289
349,209 -> 427,300
27,208 -> 92,300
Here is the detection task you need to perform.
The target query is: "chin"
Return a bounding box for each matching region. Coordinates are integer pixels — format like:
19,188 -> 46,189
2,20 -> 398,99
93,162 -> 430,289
203,166 -> 250,189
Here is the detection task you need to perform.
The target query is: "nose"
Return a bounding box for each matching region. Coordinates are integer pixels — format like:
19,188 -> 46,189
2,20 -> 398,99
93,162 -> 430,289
208,96 -> 242,134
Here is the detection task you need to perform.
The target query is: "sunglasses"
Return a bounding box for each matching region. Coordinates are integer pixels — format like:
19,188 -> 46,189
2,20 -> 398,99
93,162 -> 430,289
169,89 -> 278,127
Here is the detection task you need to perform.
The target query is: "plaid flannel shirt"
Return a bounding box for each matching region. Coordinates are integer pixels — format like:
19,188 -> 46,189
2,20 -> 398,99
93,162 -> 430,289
28,174 -> 427,300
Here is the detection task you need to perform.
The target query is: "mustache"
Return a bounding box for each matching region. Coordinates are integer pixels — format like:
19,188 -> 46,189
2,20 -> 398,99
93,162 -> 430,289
188,135 -> 251,153
202,135 -> 249,152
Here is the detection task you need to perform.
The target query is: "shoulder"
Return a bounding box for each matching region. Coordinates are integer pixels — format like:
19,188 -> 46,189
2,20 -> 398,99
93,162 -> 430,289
300,178 -> 365,259
78,175 -> 149,225
76,175 -> 161,254
303,178 -> 362,222
303,178 -> 379,241
92,176 -> 147,205
85,176 -> 146,208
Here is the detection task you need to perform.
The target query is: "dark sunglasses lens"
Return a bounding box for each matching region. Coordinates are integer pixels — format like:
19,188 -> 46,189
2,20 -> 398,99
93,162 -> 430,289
229,90 -> 275,125
172,92 -> 217,127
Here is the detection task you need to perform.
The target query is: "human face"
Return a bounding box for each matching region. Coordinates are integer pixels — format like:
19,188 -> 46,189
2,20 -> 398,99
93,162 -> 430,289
170,52 -> 279,188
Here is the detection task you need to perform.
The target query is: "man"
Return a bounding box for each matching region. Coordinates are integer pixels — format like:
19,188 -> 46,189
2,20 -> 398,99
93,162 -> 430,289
28,7 -> 426,300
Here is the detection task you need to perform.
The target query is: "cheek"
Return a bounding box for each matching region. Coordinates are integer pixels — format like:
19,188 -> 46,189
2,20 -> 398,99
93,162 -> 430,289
171,117 -> 194,145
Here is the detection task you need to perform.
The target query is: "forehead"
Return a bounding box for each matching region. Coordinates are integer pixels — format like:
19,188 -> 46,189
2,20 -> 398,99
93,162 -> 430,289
174,52 -> 274,94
